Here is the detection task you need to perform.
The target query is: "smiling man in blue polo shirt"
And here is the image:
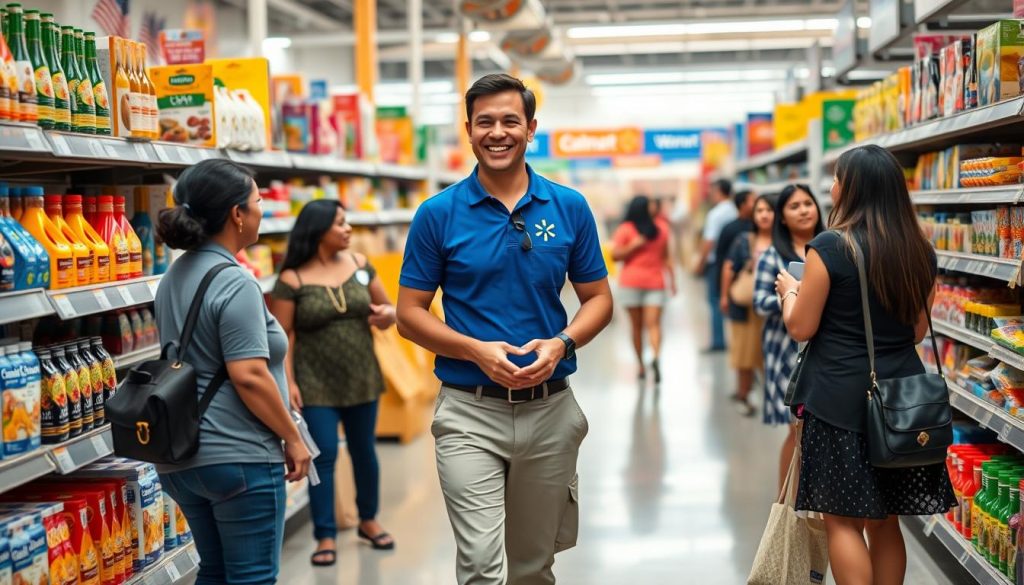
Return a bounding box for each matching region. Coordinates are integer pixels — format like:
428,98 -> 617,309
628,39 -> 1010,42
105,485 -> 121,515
397,74 -> 613,585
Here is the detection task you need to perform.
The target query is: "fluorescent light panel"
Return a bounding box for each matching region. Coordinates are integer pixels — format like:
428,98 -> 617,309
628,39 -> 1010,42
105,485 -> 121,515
263,37 -> 292,49
568,18 -> 838,39
586,69 -> 788,86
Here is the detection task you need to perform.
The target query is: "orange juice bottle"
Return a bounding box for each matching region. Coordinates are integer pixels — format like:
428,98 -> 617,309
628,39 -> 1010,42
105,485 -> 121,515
19,186 -> 73,288
112,196 -> 140,278
112,38 -> 130,138
63,194 -> 110,283
135,42 -> 156,138
45,194 -> 91,286
95,195 -> 129,281
125,41 -> 143,139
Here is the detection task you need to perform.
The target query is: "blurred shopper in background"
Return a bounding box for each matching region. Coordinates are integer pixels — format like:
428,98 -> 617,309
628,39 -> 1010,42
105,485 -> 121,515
720,194 -> 773,416
611,195 -> 675,383
753,184 -> 824,491
155,159 -> 311,584
694,179 -> 736,352
270,199 -> 397,567
714,189 -> 755,281
776,145 -> 955,585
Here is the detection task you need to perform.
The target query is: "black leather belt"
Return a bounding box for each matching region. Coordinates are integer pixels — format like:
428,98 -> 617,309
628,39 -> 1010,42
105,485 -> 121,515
444,379 -> 570,403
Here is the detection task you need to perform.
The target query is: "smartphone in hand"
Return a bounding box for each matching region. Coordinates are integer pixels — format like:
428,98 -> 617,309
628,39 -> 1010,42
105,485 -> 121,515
787,261 -> 806,280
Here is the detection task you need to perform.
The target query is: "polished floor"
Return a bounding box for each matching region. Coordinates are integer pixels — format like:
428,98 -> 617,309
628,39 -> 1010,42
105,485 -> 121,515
273,277 -> 969,585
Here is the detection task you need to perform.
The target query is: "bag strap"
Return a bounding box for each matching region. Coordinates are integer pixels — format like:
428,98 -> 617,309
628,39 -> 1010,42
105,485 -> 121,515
777,423 -> 803,505
176,262 -> 237,361
850,238 -> 942,393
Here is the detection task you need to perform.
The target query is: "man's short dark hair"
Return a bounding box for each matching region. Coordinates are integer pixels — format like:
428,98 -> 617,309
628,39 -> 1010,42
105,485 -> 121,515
712,178 -> 732,198
734,190 -> 753,209
465,74 -> 537,123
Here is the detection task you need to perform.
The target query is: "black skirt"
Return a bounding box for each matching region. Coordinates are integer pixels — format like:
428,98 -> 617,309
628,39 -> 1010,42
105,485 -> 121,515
795,411 -> 957,519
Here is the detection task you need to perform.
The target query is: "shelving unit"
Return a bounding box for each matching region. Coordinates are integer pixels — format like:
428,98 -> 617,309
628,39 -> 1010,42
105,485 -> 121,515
905,515 -> 1011,585
0,426 -> 112,494
125,542 -> 200,585
911,186 -> 1024,206
734,139 -> 808,173
932,319 -> 994,352
257,209 -> 418,237
739,178 -> 810,195
935,251 -> 1023,285
112,344 -> 161,370
947,379 -> 1024,453
47,276 -> 161,320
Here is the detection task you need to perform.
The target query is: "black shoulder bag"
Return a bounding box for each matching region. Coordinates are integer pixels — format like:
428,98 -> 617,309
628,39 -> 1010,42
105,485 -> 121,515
853,240 -> 952,468
106,262 -> 236,464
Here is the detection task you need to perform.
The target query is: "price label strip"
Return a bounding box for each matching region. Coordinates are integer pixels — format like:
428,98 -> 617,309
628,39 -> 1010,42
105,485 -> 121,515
166,561 -> 182,581
93,289 -> 113,311
147,279 -> 160,298
134,143 -> 151,161
88,140 -> 106,159
51,447 -> 75,474
51,294 -> 75,318
90,433 -> 110,457
187,546 -> 201,565
117,286 -> 136,306
23,129 -> 45,151
177,147 -> 195,164
922,514 -> 939,537
50,134 -> 72,156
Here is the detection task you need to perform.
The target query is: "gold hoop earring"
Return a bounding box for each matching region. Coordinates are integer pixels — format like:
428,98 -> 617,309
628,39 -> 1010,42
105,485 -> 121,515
238,222 -> 243,233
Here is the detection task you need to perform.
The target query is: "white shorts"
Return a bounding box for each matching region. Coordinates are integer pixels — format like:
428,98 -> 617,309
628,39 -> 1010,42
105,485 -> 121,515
618,287 -> 667,308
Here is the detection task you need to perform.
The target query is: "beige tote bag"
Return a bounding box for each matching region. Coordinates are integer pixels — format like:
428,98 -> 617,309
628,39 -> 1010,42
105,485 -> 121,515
748,427 -> 829,585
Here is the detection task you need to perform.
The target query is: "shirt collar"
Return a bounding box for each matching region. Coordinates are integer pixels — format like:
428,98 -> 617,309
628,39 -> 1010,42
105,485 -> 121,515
465,164 -> 551,207
197,241 -> 239,262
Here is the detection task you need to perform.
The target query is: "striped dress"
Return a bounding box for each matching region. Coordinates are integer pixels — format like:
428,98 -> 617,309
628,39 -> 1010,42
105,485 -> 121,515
753,246 -> 798,426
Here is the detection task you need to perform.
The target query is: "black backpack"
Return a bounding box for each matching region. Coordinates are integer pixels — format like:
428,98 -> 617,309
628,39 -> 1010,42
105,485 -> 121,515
106,262 -> 235,464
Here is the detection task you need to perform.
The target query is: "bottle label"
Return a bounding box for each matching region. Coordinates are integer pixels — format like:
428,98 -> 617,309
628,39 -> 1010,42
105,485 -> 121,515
14,59 -> 38,121
76,77 -> 96,130
40,370 -> 69,441
65,371 -> 82,434
75,254 -> 91,285
33,64 -> 53,126
66,77 -> 79,113
55,256 -> 73,288
93,80 -> 110,130
128,92 -> 143,137
115,85 -> 131,136
78,76 -> 95,107
51,70 -> 71,127
95,254 -> 110,282
963,497 -> 973,537
113,235 -> 130,280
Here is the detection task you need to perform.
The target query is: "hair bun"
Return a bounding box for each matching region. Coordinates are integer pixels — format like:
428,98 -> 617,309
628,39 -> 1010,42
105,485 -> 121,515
156,206 -> 207,251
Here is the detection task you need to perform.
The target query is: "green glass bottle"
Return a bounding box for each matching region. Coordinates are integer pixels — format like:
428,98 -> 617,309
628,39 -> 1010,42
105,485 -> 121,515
976,462 -> 1005,554
5,3 -> 36,123
1,8 -> 8,43
990,470 -> 1011,565
23,10 -> 52,128
72,28 -> 94,133
84,32 -> 109,135
40,14 -> 67,131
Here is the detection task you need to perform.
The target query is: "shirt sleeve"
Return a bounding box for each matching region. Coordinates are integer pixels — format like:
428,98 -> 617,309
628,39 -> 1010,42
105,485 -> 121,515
270,277 -> 297,301
806,231 -> 843,276
702,208 -> 718,241
217,278 -> 271,361
726,235 -> 749,274
569,196 -> 610,283
754,248 -> 781,317
399,204 -> 445,291
611,223 -> 634,249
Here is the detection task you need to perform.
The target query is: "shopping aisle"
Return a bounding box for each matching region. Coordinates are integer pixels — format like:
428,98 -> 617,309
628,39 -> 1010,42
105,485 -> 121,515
276,277 -> 966,585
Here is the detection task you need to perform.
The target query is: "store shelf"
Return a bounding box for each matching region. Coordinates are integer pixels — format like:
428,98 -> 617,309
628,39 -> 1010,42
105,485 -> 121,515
989,343 -> 1024,373
376,163 -> 429,182
908,514 -> 1010,585
126,542 -> 200,585
289,153 -> 377,177
434,170 -> 464,186
150,142 -> 224,165
824,96 -> 1024,165
0,288 -> 56,325
735,139 -> 808,173
935,251 -> 1023,284
915,0 -> 971,24
348,209 -> 417,226
47,132 -> 159,164
225,148 -> 293,168
47,276 -> 161,320
912,186 -> 1024,206
742,178 -> 808,195
932,319 -> 995,352
948,380 -> 1024,452
0,122 -> 50,154
258,216 -> 296,235
0,426 -> 112,494
112,345 -> 161,370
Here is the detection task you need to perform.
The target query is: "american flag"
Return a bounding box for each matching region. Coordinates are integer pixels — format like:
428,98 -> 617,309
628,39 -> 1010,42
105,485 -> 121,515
138,11 -> 165,64
91,0 -> 130,38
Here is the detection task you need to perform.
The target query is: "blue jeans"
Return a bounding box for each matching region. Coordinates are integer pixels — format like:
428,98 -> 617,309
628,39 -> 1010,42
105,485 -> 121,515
706,262 -> 726,348
304,401 -> 381,540
160,463 -> 285,585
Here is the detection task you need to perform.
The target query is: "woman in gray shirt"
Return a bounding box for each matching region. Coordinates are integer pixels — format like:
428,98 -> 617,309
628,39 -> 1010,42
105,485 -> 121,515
155,159 -> 311,585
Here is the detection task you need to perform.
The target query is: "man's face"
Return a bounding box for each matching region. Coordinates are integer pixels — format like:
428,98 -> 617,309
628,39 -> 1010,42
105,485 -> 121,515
741,196 -> 756,217
465,90 -> 537,174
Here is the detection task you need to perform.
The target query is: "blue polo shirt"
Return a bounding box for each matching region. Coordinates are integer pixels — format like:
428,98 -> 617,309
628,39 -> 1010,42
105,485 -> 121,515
400,164 -> 608,386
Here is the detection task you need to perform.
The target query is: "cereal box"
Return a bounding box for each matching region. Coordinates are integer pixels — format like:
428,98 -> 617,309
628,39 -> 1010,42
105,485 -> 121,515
976,20 -> 1024,106
148,64 -> 216,147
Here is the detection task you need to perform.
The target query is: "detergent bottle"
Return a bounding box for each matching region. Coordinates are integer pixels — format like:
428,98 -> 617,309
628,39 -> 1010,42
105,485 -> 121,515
0,183 -> 47,289
95,195 -> 129,281
129,188 -> 153,276
44,194 -> 91,286
113,196 -> 141,278
63,195 -> 109,283
18,186 -> 72,289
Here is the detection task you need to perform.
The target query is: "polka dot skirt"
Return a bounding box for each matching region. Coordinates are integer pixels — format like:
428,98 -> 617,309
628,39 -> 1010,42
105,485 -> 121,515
795,411 -> 957,519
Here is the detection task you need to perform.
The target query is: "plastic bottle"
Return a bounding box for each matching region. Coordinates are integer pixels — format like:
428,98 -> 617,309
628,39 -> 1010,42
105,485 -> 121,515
5,3 -> 36,123
18,186 -> 73,289
113,196 -> 141,278
95,195 -> 129,281
0,201 -> 12,291
999,470 -> 1021,575
89,337 -> 115,406
82,194 -> 97,225
77,339 -> 103,426
63,342 -> 91,433
44,195 -> 91,286
0,20 -> 15,120
35,348 -> 68,444
991,470 -> 1013,566
130,188 -> 153,276
84,32 -> 108,136
17,342 -> 40,452
72,29 -> 94,134
0,185 -> 46,289
8,187 -> 20,221
976,461 -> 1005,552
41,14 -> 67,131
63,194 -> 109,284
22,10 -> 51,129
961,455 -> 982,540
113,38 -> 129,138
49,345 -> 80,439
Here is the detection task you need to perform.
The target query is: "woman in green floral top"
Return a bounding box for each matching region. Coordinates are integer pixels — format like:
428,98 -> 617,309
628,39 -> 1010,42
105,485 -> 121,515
270,199 -> 396,567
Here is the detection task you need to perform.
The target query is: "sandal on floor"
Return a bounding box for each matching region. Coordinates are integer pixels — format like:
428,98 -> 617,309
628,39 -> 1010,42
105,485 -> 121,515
310,549 -> 336,567
358,528 -> 396,550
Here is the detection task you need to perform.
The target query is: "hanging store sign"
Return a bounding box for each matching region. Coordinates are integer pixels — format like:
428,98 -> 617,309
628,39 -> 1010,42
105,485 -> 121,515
159,30 -> 205,65
643,129 -> 702,161
526,132 -> 551,158
551,128 -> 643,158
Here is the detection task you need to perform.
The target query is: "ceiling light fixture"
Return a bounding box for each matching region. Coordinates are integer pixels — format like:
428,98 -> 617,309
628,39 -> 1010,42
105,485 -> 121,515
585,69 -> 789,86
262,37 -> 292,50
567,18 -> 841,39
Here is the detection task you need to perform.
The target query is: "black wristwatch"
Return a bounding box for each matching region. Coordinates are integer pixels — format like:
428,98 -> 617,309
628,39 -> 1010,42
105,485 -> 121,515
556,332 -> 576,360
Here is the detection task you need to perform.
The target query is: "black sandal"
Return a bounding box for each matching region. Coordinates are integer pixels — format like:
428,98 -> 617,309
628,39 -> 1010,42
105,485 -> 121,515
358,528 -> 396,550
310,549 -> 336,567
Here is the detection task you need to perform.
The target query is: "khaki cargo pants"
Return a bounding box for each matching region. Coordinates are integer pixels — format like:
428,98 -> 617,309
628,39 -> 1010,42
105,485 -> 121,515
432,385 -> 587,585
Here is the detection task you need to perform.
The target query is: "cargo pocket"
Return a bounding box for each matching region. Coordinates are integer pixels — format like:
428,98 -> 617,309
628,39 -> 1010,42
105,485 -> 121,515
554,474 -> 579,552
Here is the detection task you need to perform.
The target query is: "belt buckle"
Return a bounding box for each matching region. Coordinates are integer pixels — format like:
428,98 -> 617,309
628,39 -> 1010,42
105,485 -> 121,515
507,387 -> 533,404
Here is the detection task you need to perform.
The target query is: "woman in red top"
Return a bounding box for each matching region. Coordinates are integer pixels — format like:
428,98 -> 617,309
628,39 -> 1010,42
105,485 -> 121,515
611,196 -> 675,383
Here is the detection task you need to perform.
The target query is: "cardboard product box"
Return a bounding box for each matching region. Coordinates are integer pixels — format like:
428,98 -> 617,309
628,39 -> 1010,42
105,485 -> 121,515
376,107 -> 415,165
311,100 -> 338,155
772,103 -> 805,150
207,57 -> 273,148
976,20 -> 1024,106
822,99 -> 855,151
332,93 -> 363,159
281,100 -> 311,153
149,64 -> 216,147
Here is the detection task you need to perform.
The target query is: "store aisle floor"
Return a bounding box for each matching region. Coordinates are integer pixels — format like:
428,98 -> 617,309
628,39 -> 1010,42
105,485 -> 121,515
275,277 -> 965,585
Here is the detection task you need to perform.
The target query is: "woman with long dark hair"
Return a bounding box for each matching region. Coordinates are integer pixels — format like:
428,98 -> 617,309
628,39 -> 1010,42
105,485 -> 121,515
155,159 -> 311,584
269,199 -> 397,566
776,145 -> 955,585
753,184 -> 824,492
721,194 -> 774,416
611,195 -> 675,382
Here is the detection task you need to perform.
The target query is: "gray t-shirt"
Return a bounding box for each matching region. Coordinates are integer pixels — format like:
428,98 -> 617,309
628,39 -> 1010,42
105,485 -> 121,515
154,243 -> 288,473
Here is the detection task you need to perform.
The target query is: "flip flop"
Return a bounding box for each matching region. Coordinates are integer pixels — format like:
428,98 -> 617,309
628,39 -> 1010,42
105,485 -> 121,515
310,549 -> 336,567
358,528 -> 396,550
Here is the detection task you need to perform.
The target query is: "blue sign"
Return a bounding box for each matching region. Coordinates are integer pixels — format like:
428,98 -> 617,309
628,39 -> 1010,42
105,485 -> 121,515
527,132 -> 551,158
643,129 -> 702,161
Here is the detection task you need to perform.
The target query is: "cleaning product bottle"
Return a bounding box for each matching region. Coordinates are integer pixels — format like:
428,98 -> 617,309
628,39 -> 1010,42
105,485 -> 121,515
19,186 -> 72,289
84,32 -> 109,136
82,193 -> 97,225
130,188 -> 153,276
72,29 -> 94,134
0,184 -> 47,289
96,195 -> 129,281
113,196 -> 141,278
35,347 -> 69,444
63,342 -> 91,433
49,345 -> 80,438
22,10 -> 52,129
44,194 -> 91,286
77,339 -> 103,426
16,341 -> 40,451
0,186 -> 13,291
6,3 -> 36,123
40,14 -> 67,131
63,194 -> 109,283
